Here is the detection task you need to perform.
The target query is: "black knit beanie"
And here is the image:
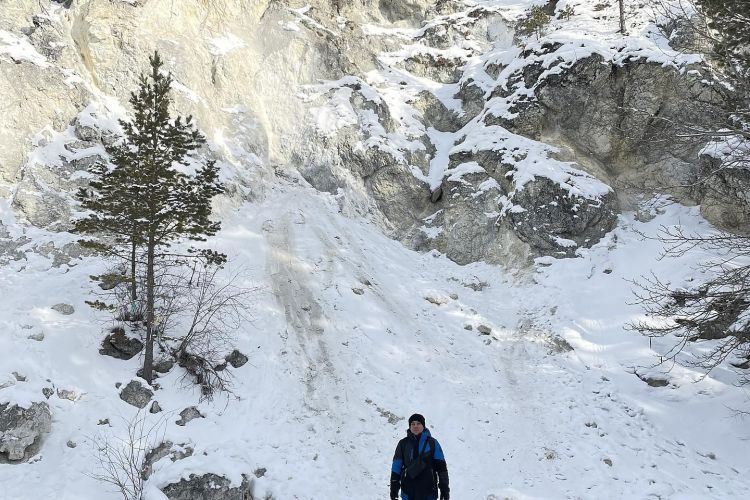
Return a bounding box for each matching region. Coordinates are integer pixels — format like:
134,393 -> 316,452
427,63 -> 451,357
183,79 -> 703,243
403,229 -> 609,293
408,413 -> 425,426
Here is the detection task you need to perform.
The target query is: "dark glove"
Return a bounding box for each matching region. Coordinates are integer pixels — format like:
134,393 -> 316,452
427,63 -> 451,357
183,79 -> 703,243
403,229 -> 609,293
439,486 -> 450,500
390,479 -> 399,500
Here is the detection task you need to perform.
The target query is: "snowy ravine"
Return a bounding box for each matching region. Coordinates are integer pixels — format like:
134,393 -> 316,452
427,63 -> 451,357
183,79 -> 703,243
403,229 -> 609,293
2,0 -> 750,498
1,179 -> 749,499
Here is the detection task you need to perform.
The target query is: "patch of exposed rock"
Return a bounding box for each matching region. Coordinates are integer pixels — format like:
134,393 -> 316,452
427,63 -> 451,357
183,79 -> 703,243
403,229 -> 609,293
51,303 -> 75,315
176,407 -> 204,426
119,380 -> 153,409
401,52 -> 465,84
225,350 -> 248,369
100,330 -> 144,360
506,175 -> 619,256
495,52 -> 745,229
0,402 -> 51,462
143,441 -> 194,479
161,473 -> 261,500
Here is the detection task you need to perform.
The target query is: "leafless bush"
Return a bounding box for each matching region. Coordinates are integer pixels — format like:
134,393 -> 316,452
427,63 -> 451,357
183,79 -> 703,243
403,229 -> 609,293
88,411 -> 166,500
628,224 -> 750,382
164,263 -> 257,400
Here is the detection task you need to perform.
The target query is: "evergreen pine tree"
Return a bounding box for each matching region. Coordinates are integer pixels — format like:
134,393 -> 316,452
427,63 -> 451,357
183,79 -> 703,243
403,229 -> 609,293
75,52 -> 225,384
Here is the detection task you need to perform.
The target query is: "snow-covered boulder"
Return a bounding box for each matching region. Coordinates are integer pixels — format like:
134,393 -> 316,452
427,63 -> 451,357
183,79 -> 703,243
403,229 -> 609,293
0,402 -> 51,462
507,175 -> 619,256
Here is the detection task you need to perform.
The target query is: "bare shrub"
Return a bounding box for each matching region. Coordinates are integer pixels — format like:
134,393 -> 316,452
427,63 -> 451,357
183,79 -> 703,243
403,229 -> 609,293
166,263 -> 257,400
88,410 -> 166,500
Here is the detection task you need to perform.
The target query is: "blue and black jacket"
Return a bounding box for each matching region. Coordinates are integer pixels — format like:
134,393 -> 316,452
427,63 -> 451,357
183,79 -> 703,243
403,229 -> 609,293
390,428 -> 449,500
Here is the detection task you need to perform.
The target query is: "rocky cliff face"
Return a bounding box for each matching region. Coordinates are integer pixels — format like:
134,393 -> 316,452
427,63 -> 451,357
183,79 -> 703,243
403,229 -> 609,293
0,0 -> 743,267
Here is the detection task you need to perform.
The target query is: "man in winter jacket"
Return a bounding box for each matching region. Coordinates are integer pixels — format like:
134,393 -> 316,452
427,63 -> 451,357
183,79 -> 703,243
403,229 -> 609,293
390,413 -> 449,500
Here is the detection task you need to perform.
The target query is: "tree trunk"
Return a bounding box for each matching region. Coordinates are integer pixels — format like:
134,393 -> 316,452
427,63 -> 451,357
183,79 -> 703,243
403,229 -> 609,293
143,237 -> 155,385
618,0 -> 627,35
130,238 -> 137,312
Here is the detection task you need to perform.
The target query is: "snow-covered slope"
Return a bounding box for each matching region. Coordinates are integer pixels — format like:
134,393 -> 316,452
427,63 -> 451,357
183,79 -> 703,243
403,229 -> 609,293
1,178 -> 749,499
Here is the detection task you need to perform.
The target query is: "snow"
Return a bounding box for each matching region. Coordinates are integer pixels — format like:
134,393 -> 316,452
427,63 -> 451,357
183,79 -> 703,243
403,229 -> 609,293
170,80 -> 201,103
451,123 -> 613,200
0,30 -> 50,67
1,0 -> 749,499
2,181 -> 750,499
207,34 -> 246,56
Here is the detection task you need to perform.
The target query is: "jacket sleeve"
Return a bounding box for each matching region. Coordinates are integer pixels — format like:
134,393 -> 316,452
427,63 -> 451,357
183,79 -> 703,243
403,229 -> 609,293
390,441 -> 403,497
433,439 -> 449,491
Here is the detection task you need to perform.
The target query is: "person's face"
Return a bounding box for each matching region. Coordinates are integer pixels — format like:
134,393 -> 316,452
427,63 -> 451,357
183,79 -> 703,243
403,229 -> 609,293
409,420 -> 424,435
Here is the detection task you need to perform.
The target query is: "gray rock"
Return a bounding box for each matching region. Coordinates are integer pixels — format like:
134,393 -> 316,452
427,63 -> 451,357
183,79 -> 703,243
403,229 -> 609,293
412,90 -> 462,133
143,441 -> 173,479
545,335 -> 574,353
154,358 -> 175,373
161,473 -> 256,500
455,79 -> 488,126
699,161 -> 750,230
73,119 -> 101,142
506,176 -> 619,257
378,0 -> 427,24
501,52 -> 746,228
51,303 -> 74,315
100,330 -> 143,360
430,186 -> 443,203
369,164 -> 432,236
176,407 -> 204,426
441,148 -> 619,257
0,402 -> 51,462
463,280 -> 488,291
477,325 -> 492,335
401,53 -> 464,84
149,401 -> 162,414
56,389 -> 79,401
66,440 -> 76,448
407,159 -> 532,266
27,331 -> 44,342
637,373 -> 670,388
225,350 -> 248,369
425,294 -> 449,306
119,381 -> 153,409
172,445 -> 195,462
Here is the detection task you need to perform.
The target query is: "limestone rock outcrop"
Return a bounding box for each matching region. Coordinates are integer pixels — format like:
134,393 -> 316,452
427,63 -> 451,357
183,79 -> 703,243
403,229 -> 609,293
1,0 -> 746,271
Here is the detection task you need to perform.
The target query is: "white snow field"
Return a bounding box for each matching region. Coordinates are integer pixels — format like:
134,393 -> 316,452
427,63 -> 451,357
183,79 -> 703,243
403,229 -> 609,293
1,180 -> 749,500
